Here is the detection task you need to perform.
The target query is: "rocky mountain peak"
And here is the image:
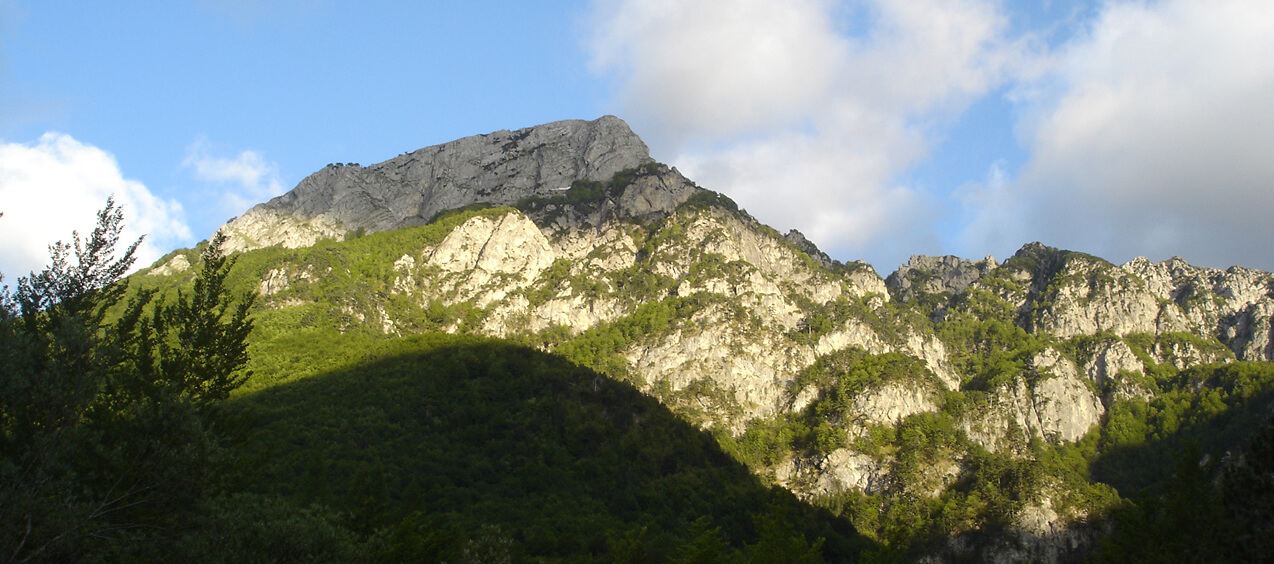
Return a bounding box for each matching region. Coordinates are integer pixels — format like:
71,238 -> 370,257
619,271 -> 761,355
217,115 -> 654,252
886,254 -> 998,301
784,229 -> 834,269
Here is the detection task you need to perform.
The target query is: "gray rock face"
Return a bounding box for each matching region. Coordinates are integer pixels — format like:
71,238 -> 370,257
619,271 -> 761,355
218,116 -> 653,252
525,163 -> 705,232
1123,256 -> 1274,360
785,229 -> 834,268
887,254 -> 998,301
890,243 -> 1274,362
1026,248 -> 1274,359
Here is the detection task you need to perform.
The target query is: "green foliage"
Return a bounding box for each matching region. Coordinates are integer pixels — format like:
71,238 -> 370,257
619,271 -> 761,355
565,178 -> 606,204
686,252 -> 752,287
679,190 -> 740,213
1086,362 -> 1274,561
948,287 -> 1018,324
722,348 -> 946,477
1096,409 -> 1274,562
427,202 -> 499,224
937,315 -> 1044,390
1097,444 -> 1236,563
233,332 -> 873,561
0,203 -> 256,561
555,294 -> 720,382
1122,331 -> 1235,378
1093,362 -> 1274,495
610,161 -> 662,190
1156,331 -> 1232,359
810,411 -> 1075,556
224,205 -> 515,308
610,264 -> 676,303
791,295 -> 929,348
132,206 -> 523,378
147,234 -> 256,404
173,493 -> 369,563
522,257 -> 613,311
1221,415 -> 1274,561
672,518 -> 745,564
51,182 -> 1274,562
718,416 -> 810,469
800,348 -> 938,408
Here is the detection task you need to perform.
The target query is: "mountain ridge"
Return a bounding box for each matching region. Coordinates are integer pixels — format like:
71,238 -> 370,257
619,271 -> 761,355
216,115 -> 658,253
138,116 -> 1274,562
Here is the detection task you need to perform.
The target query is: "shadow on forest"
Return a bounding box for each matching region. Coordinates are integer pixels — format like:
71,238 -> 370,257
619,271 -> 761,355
1078,367 -> 1274,562
228,335 -> 881,561
1091,386 -> 1274,498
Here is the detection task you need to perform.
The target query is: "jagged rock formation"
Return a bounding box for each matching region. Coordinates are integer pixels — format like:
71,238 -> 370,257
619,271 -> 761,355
180,117 -> 1274,563
887,254 -> 998,302
385,203 -> 886,429
967,243 -> 1274,361
785,229 -> 834,269
216,116 -> 654,253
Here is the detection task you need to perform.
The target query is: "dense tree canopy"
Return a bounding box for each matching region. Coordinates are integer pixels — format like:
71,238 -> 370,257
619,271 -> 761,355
7,198 -> 1274,562
0,201 -> 256,562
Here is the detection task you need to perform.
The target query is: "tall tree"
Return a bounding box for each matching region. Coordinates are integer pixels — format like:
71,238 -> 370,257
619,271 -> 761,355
0,200 -> 255,562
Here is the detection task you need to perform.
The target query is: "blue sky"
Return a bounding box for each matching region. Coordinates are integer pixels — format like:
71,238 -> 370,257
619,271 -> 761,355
3,0 -> 1273,277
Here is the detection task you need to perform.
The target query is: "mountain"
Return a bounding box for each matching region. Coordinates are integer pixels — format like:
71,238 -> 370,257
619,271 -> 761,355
232,332 -> 869,561
215,116 -> 668,253
142,116 -> 1274,562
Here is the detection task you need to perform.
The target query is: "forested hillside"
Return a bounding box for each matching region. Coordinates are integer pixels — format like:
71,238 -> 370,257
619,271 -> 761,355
233,332 -> 869,562
5,116 -> 1274,562
136,169 -> 1274,561
0,206 -> 870,562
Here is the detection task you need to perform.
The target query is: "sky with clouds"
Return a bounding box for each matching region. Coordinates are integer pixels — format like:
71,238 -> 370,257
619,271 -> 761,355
2,0 -> 1272,279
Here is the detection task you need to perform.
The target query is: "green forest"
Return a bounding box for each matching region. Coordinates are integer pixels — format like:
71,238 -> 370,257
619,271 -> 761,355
0,204 -> 859,562
3,200 -> 1273,562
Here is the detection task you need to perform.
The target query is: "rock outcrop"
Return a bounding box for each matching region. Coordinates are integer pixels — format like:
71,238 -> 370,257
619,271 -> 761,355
887,254 -> 998,302
217,116 -> 653,253
895,244 -> 1274,361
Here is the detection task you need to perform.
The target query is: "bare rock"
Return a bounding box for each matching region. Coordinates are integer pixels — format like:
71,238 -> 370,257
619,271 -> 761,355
219,116 -> 652,252
147,253 -> 190,276
886,254 -> 998,301
813,449 -> 890,495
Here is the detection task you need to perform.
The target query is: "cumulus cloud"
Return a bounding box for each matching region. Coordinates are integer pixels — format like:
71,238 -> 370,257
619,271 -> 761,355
961,0 -> 1274,269
591,0 -> 1274,272
589,0 -> 1025,270
182,137 -> 287,216
589,0 -> 850,140
0,133 -> 191,279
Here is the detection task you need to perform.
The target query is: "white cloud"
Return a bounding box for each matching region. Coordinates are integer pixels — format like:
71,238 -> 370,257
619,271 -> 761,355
182,137 -> 287,216
0,133 -> 191,279
589,0 -> 1025,269
592,0 -> 1274,272
589,0 -> 850,140
962,0 -> 1274,269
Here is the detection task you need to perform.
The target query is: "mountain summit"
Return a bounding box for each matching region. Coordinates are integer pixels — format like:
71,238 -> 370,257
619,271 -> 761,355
217,116 -> 655,252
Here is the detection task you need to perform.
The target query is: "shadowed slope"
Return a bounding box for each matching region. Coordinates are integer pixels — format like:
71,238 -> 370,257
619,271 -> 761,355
230,333 -> 874,562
